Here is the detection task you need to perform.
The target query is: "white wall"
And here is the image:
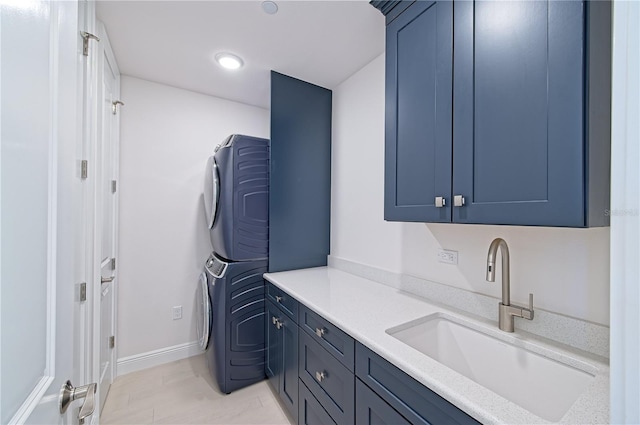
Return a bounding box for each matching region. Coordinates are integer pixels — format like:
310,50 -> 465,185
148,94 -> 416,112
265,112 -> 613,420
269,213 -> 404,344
118,76 -> 269,359
331,54 -> 404,272
331,54 -> 611,326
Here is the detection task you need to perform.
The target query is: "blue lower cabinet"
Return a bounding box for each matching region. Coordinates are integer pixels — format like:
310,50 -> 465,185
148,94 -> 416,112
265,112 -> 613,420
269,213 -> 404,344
299,380 -> 337,425
267,286 -> 482,425
356,379 -> 410,425
264,299 -> 299,422
356,343 -> 480,425
299,331 -> 355,424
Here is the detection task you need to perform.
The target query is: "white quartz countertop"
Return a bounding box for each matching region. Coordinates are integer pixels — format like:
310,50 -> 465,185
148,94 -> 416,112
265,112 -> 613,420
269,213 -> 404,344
264,267 -> 609,425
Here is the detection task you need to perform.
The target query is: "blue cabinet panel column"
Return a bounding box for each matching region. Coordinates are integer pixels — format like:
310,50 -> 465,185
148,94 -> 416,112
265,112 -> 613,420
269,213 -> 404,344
384,0 -> 453,222
270,72 -> 332,272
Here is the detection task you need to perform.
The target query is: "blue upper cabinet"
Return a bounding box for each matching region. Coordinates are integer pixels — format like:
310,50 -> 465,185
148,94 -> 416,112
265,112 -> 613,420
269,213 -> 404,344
372,0 -> 611,227
384,0 -> 453,222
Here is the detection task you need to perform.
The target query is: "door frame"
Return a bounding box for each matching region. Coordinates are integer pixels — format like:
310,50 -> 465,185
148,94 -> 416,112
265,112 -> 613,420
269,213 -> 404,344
88,20 -> 121,418
610,0 -> 640,422
78,0 -> 96,403
79,5 -> 121,420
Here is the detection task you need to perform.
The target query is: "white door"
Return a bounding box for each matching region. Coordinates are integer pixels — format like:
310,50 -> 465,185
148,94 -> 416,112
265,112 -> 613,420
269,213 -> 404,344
94,22 -> 120,413
0,1 -> 94,424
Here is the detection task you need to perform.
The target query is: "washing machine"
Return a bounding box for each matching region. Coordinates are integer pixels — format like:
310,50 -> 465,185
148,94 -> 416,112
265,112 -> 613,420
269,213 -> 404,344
196,252 -> 267,394
204,134 -> 269,262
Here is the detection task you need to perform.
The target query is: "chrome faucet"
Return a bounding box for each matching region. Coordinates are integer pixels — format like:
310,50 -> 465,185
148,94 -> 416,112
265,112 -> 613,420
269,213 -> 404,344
486,238 -> 534,332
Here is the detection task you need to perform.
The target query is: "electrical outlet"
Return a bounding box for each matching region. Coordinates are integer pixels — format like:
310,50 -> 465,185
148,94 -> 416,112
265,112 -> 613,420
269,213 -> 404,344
437,249 -> 458,265
172,306 -> 182,320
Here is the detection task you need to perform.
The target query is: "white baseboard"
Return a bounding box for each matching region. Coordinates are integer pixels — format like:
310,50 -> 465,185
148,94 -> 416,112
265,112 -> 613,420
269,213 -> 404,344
117,341 -> 201,376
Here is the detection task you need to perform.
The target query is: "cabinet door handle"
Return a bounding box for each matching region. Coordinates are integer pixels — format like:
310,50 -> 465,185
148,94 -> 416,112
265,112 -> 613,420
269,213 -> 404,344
315,371 -> 327,382
275,295 -> 283,303
315,327 -> 326,338
454,195 -> 465,207
272,316 -> 282,329
435,196 -> 446,208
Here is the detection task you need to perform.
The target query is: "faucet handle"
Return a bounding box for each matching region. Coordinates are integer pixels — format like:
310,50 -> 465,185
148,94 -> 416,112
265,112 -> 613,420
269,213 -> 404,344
522,293 -> 534,320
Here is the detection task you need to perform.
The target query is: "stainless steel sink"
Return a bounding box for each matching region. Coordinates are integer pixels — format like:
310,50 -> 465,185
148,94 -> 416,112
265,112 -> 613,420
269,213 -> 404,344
386,313 -> 596,421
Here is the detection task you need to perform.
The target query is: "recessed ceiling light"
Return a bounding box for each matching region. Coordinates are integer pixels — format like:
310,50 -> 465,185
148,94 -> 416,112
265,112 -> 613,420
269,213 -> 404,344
215,53 -> 244,70
262,1 -> 278,15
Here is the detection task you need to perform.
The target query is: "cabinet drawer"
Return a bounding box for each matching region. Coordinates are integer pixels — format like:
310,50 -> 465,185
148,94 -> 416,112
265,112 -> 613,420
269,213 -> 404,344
266,282 -> 298,322
355,343 -> 480,425
299,331 -> 355,425
299,380 -> 337,425
356,378 -> 410,425
299,305 -> 355,371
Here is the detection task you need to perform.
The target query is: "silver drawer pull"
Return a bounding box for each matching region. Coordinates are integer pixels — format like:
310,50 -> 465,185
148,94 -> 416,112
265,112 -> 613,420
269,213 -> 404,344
272,316 -> 277,325
435,196 -> 446,208
454,195 -> 465,207
315,327 -> 326,338
315,371 -> 327,382
275,295 -> 283,303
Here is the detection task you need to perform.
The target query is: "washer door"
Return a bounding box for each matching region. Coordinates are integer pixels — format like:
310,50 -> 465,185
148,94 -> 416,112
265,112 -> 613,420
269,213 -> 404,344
196,271 -> 212,350
203,155 -> 220,229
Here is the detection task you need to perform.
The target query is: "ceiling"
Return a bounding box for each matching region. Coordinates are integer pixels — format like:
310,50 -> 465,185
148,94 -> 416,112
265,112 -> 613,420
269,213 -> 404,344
96,1 -> 385,109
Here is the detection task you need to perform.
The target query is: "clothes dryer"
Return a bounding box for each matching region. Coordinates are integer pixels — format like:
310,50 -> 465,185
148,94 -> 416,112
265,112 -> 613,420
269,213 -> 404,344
204,134 -> 269,262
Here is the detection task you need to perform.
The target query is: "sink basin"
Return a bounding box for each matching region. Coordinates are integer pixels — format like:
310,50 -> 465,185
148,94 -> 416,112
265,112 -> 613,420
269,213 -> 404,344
386,313 -> 596,421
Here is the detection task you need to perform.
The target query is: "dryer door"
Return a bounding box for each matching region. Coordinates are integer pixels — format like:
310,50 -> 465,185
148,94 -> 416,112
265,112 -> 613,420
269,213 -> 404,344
196,271 -> 212,350
203,155 -> 220,229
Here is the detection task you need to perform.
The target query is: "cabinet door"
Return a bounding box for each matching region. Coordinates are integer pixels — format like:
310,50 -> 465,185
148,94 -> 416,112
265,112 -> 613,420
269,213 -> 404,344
453,0 -> 586,226
265,300 -> 281,393
300,380 -> 337,425
280,315 -> 299,420
355,379 -> 410,425
385,0 -> 453,222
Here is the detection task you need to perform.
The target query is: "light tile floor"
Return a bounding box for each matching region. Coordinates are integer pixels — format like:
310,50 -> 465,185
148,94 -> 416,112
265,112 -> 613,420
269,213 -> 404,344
101,355 -> 294,425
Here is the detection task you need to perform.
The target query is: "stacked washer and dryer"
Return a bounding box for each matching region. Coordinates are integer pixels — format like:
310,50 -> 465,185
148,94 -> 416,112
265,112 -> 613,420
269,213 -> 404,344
195,134 -> 270,394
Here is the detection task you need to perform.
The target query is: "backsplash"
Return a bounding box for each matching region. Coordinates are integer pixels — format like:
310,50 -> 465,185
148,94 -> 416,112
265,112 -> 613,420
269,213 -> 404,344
331,53 -> 610,340
328,256 -> 609,359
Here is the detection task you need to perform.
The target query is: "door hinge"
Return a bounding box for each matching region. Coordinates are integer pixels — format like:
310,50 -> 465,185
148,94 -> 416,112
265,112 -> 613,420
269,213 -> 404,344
112,100 -> 125,115
109,336 -> 115,349
81,160 -> 88,179
111,180 -> 117,193
79,282 -> 87,302
111,257 -> 116,270
80,31 -> 100,56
